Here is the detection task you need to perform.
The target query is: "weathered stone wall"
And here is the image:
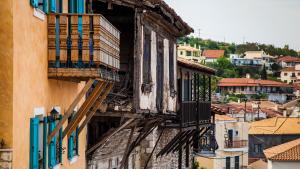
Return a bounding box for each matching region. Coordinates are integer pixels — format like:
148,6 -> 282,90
89,128 -> 193,169
0,149 -> 12,169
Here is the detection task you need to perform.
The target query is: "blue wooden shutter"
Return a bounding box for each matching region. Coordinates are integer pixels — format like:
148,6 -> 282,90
77,0 -> 84,13
48,119 -> 56,168
58,115 -> 63,163
30,0 -> 38,8
43,117 -> 48,169
67,133 -> 74,160
50,0 -> 56,13
43,0 -> 49,14
30,118 -> 39,169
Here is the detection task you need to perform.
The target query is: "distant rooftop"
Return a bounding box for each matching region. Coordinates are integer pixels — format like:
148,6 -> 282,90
277,56 -> 300,63
218,78 -> 291,87
249,117 -> 300,135
202,50 -> 225,59
177,57 -> 215,75
264,138 -> 300,161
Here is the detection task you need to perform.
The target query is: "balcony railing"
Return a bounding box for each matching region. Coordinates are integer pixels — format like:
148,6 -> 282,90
180,101 -> 211,127
224,140 -> 248,149
48,13 -> 120,81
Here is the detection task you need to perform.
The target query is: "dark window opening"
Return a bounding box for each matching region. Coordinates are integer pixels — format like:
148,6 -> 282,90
226,157 -> 230,169
169,41 -> 175,96
142,27 -> 152,85
234,156 -> 239,169
156,36 -> 164,111
254,144 -> 263,153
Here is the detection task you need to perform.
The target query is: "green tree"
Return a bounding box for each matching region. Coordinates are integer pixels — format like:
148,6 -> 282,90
261,64 -> 267,80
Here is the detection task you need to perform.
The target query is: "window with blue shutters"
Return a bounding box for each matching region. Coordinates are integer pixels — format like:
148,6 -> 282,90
30,118 -> 39,169
68,114 -> 79,160
48,114 -> 63,168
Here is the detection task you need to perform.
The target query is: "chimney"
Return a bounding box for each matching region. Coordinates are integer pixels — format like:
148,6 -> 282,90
194,44 -> 197,48
246,73 -> 251,79
184,42 -> 186,46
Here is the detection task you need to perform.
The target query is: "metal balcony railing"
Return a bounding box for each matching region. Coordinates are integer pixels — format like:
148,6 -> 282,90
180,101 -> 211,127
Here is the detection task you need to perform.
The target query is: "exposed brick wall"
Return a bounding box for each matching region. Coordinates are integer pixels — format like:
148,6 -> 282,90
0,149 -> 12,169
88,128 -> 193,169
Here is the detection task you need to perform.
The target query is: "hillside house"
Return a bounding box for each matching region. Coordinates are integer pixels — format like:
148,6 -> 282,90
0,0 -> 217,169
280,65 -> 300,84
277,56 -> 300,68
248,117 -> 300,163
218,78 -> 294,103
177,43 -> 204,63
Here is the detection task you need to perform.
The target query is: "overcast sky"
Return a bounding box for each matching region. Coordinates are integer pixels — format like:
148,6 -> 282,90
164,0 -> 300,50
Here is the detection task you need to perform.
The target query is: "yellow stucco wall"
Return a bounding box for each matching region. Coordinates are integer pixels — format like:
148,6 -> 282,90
0,0 -> 13,148
196,156 -> 214,169
11,0 -> 87,168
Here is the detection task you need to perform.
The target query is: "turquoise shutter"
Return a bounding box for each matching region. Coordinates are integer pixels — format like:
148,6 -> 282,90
58,115 -> 63,163
67,133 -> 74,160
48,119 -> 56,168
43,117 -> 48,169
30,118 -> 40,169
43,0 -> 49,14
50,0 -> 56,13
77,0 -> 84,13
30,0 -> 38,8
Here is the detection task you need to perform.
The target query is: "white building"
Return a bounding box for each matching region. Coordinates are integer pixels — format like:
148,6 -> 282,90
197,115 -> 249,169
280,64 -> 300,84
177,43 -> 204,63
264,138 -> 300,169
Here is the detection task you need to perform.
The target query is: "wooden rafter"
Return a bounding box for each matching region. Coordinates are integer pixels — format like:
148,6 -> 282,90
78,82 -> 114,134
47,79 -> 94,143
62,81 -> 107,139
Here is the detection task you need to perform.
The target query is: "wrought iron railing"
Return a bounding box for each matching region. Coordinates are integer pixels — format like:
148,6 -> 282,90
180,101 -> 211,127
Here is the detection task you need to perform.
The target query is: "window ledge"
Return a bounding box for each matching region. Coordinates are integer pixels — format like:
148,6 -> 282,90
33,8 -> 45,21
53,164 -> 61,169
69,155 -> 78,165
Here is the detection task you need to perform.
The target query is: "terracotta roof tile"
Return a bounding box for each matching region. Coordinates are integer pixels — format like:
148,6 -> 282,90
177,57 -> 216,75
249,117 -> 300,135
218,78 -> 291,87
249,159 -> 267,169
277,56 -> 300,63
264,138 -> 300,161
202,50 -> 225,59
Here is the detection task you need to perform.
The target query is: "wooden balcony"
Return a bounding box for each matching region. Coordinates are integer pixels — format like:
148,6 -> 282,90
180,101 -> 211,127
224,140 -> 248,149
48,13 -> 120,82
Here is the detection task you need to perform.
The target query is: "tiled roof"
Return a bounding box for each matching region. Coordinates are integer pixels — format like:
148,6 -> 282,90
177,57 -> 216,75
264,138 -> 300,161
218,78 -> 291,87
249,159 -> 267,169
212,103 -> 282,118
249,117 -> 300,135
215,114 -> 236,121
277,56 -> 300,63
202,50 -> 225,59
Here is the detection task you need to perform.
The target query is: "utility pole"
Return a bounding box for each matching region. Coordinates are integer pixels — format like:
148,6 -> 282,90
198,29 -> 201,39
